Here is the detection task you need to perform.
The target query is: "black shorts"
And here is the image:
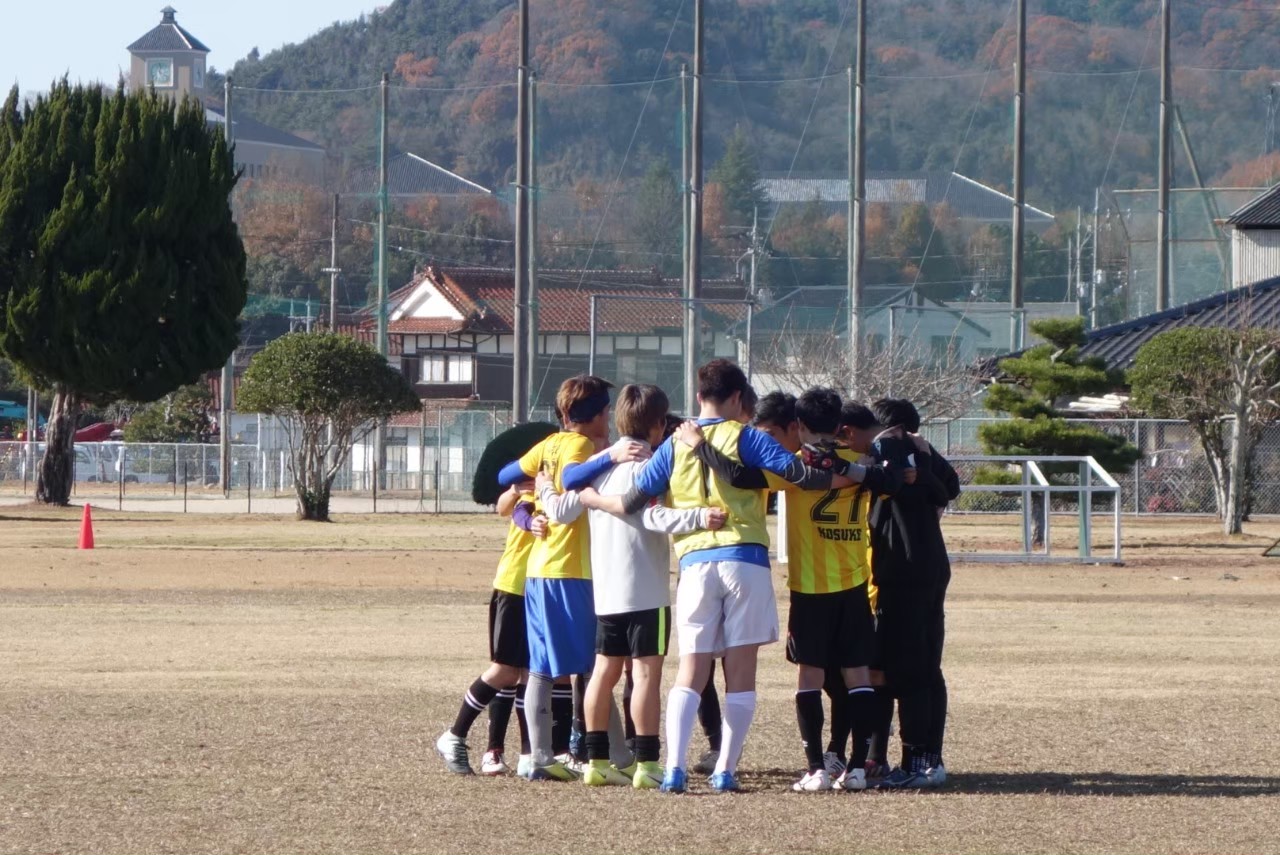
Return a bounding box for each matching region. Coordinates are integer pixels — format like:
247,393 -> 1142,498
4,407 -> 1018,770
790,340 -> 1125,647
488,589 -> 529,669
786,584 -> 876,670
596,607 -> 671,659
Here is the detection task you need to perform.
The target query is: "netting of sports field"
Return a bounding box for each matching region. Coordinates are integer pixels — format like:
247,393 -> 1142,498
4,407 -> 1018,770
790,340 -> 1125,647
219,1 -> 1280,409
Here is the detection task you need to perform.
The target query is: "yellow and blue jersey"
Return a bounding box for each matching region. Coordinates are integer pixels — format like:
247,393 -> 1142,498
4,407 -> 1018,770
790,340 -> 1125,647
631,418 -> 804,571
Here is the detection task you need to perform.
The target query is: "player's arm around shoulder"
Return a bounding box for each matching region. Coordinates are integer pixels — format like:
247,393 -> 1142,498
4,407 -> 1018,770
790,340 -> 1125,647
637,452 -> 728,535
536,470 -> 584,524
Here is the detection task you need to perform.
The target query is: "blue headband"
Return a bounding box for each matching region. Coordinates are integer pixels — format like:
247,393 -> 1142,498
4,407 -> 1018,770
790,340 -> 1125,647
568,391 -> 610,424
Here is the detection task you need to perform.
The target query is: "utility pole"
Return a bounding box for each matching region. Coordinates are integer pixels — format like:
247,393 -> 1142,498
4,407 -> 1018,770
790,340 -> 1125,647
681,64 -> 690,334
1010,0 -> 1026,351
374,71 -> 390,488
849,0 -> 867,396
1156,0 -> 1172,311
527,73 -> 539,405
220,75 -> 235,496
1075,206 -> 1085,316
324,193 -> 341,331
684,0 -> 704,418
513,0 -> 531,421
1091,187 -> 1101,329
376,73 -> 389,358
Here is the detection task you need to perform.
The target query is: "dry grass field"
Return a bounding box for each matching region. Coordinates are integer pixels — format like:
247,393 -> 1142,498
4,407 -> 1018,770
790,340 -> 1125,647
1,506 -> 1278,855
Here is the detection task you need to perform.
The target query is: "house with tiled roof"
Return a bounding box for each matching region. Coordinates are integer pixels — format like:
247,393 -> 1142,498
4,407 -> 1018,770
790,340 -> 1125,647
980,276 -> 1280,388
384,267 -> 747,404
127,8 -> 324,183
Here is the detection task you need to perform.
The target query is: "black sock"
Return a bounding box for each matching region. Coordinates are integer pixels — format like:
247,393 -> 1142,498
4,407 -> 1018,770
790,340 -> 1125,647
450,678 -> 500,739
585,730 -> 610,762
486,686 -> 516,752
795,690 -> 825,773
622,671 -> 637,742
515,683 -> 532,755
898,685 -> 932,769
699,666 -> 723,752
551,685 -> 573,755
572,674 -> 588,736
824,669 -> 849,762
869,687 -> 894,765
633,734 -> 660,764
847,686 -> 876,768
929,672 -> 948,760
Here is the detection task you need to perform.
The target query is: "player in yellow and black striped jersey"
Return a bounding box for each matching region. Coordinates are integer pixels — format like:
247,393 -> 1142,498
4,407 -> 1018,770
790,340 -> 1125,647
689,387 -> 910,792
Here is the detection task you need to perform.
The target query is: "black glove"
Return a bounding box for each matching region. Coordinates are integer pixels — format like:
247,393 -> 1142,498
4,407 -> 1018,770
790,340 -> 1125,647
802,440 -> 850,476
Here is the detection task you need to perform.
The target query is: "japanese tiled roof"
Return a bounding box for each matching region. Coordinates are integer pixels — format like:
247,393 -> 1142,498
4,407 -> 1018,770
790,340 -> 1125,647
388,267 -> 747,336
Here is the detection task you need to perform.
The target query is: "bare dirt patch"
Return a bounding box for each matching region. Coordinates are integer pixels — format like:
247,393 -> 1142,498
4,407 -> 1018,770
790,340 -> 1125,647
1,511 -> 1278,854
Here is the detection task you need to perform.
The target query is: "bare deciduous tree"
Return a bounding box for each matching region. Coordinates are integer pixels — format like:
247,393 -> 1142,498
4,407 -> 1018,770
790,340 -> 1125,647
754,323 -> 978,420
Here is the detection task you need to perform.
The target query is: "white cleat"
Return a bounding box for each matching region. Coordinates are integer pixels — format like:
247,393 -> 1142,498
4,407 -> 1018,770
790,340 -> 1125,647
479,749 -> 510,776
435,730 -> 474,775
835,767 -> 867,791
823,751 -> 846,779
792,769 -> 833,792
925,762 -> 947,787
515,754 -> 536,779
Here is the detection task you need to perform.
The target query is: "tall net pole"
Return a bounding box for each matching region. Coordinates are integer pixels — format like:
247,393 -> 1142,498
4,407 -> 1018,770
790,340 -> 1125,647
848,0 -> 867,396
684,0 -> 704,417
1156,0 -> 1172,311
512,0 -> 532,421
220,75 -> 235,497
374,72 -> 389,488
1010,0 -> 1026,352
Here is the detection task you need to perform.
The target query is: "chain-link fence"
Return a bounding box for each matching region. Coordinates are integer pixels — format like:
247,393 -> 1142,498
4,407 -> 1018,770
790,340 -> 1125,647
2,413 -> 1272,518
921,416 -> 1280,517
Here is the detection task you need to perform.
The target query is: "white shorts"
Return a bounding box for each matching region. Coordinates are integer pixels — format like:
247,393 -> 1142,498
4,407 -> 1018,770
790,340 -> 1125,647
675,560 -> 779,655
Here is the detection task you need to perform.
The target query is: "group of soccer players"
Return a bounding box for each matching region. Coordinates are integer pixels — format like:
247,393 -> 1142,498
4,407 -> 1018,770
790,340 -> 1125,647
436,358 -> 959,793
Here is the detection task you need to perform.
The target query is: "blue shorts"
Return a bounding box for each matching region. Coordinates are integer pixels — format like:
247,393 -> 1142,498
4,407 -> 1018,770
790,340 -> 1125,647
524,577 -> 596,678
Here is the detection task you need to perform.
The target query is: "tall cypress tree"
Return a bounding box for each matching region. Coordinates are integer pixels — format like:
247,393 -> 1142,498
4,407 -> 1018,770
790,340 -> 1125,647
0,82 -> 246,504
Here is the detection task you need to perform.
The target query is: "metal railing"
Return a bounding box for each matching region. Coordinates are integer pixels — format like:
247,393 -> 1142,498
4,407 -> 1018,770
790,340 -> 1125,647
947,455 -> 1123,563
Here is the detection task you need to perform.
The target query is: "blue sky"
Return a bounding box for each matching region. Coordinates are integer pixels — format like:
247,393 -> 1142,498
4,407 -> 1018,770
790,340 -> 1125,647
2,1 -> 378,96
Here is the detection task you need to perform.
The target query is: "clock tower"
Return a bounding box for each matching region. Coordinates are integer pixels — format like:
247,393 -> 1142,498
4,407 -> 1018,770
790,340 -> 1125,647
127,7 -> 211,105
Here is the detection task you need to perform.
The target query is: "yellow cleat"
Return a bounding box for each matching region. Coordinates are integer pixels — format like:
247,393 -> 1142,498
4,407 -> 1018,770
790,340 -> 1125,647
632,760 -> 664,790
583,759 -> 633,786
530,760 -> 580,782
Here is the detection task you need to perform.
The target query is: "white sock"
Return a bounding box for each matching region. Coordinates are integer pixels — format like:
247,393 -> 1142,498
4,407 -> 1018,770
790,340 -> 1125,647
715,691 -> 757,775
665,686 -> 702,774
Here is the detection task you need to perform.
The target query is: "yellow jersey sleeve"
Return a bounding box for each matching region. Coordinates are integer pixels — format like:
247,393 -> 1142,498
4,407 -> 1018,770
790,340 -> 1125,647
516,441 -> 545,479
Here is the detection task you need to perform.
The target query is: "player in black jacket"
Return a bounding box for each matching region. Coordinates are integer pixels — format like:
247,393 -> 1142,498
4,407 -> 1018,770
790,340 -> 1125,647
867,398 -> 960,789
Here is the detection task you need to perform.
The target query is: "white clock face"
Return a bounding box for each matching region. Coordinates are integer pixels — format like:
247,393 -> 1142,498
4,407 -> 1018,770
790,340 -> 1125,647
147,59 -> 173,87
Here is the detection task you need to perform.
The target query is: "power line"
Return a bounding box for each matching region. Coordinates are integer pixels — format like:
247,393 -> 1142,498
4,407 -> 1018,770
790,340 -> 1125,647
907,0 -> 1016,296
532,0 -> 690,405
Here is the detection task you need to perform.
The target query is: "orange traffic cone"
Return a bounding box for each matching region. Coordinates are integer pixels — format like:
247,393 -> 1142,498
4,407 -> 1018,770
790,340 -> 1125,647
79,504 -> 95,550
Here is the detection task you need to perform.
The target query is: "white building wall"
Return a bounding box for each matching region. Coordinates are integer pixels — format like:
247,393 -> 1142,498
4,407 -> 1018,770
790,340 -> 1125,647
1232,228 -> 1280,289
